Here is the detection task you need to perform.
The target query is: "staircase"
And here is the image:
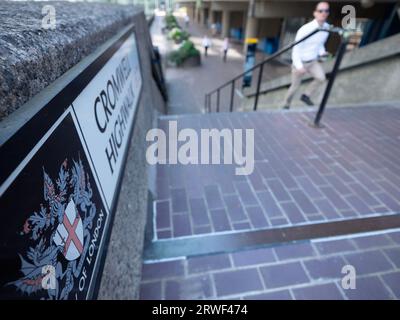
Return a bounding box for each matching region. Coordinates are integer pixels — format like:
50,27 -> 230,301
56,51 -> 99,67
139,104 -> 400,299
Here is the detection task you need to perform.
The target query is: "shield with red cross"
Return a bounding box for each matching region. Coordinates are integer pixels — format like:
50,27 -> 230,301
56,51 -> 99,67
53,199 -> 84,261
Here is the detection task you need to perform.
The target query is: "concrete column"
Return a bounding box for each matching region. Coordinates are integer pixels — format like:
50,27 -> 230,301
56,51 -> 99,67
244,16 -> 259,40
245,0 -> 258,40
279,18 -> 287,49
192,6 -> 196,20
187,6 -> 194,21
195,6 -> 201,23
222,10 -> 231,38
209,10 -> 215,26
200,8 -> 205,25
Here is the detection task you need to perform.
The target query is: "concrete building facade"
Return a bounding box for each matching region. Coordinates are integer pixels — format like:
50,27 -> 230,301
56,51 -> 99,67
177,0 -> 400,56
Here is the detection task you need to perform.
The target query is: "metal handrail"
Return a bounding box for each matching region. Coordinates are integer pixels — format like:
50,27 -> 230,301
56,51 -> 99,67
205,26 -> 347,125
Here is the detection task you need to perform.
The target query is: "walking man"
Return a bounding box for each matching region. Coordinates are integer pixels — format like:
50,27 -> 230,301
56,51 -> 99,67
283,1 -> 330,109
222,37 -> 229,62
202,35 -> 211,57
184,14 -> 190,28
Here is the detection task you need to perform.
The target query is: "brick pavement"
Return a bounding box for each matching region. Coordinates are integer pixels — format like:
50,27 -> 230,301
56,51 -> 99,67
141,77 -> 400,299
140,230 -> 400,299
153,106 -> 400,240
143,10 -> 400,302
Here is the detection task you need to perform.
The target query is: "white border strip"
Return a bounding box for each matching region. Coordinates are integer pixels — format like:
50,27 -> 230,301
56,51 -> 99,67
0,108 -> 71,197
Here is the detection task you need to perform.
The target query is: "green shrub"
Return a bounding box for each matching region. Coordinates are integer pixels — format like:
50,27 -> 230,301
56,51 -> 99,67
167,27 -> 190,43
165,14 -> 179,30
167,27 -> 180,39
168,40 -> 200,66
165,14 -> 176,24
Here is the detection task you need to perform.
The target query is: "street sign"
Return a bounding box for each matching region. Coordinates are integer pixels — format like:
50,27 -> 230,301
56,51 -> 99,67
0,25 -> 142,300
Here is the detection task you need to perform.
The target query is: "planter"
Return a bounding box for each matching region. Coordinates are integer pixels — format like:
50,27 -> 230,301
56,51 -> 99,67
181,54 -> 201,68
166,59 -> 178,68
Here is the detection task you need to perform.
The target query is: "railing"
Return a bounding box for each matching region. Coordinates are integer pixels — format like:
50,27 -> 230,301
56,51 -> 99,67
204,26 -> 349,127
151,45 -> 168,102
146,25 -> 168,103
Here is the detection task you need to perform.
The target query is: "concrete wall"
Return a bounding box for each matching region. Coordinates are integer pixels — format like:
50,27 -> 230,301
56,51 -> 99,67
180,0 -> 394,47
0,1 -> 143,120
0,1 -> 166,299
241,33 -> 400,110
253,1 -> 389,19
97,11 -> 166,300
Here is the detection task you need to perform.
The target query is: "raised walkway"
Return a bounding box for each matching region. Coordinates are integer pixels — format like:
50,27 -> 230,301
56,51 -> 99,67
150,12 -> 243,114
150,12 -> 289,115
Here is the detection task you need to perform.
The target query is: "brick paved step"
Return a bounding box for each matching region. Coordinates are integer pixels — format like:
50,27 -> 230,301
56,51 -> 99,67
140,229 -> 400,300
141,103 -> 400,300
144,213 -> 400,261
152,105 -> 400,240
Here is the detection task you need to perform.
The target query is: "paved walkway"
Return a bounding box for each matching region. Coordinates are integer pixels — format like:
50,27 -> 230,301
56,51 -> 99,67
151,13 -> 243,114
140,104 -> 400,299
150,12 -> 289,114
141,230 -> 400,299
144,10 -> 400,301
153,106 -> 400,239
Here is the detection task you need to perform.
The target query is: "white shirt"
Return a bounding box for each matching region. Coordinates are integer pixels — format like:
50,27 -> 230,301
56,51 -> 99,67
202,37 -> 211,47
222,39 -> 229,51
292,19 -> 330,69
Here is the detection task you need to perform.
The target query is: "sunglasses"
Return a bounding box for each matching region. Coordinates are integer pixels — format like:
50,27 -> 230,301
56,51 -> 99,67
317,9 -> 330,13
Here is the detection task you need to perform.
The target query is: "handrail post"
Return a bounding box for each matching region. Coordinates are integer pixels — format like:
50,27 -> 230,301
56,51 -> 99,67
230,80 -> 235,112
216,89 -> 220,112
205,94 -> 208,112
313,36 -> 348,127
253,63 -> 264,111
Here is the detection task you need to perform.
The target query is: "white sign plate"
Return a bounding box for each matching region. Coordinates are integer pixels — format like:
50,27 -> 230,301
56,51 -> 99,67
73,33 -> 142,208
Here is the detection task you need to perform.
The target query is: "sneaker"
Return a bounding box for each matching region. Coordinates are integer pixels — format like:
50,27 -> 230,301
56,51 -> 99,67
300,94 -> 314,106
283,105 -> 290,110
